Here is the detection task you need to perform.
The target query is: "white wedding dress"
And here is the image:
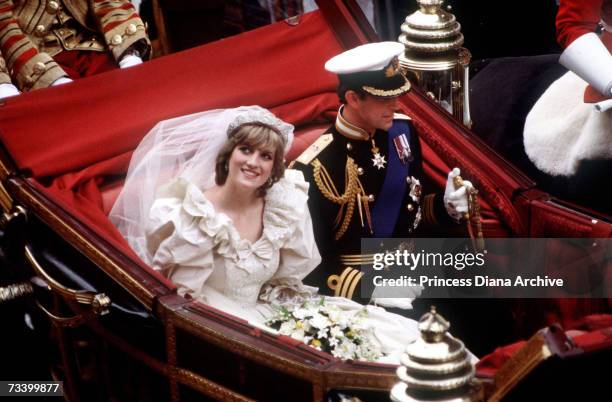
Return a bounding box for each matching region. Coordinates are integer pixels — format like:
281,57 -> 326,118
145,169 -> 420,364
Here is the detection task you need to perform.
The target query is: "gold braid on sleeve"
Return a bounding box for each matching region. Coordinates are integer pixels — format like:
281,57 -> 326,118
312,157 -> 361,240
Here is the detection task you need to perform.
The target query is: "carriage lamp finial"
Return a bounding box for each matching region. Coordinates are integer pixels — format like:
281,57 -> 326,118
398,0 -> 472,127
390,307 -> 483,402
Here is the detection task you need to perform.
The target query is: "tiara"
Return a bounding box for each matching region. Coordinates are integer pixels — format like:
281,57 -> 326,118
226,106 -> 294,145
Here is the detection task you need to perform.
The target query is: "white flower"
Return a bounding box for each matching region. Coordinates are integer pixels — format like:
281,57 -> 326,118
357,339 -> 383,361
327,308 -> 341,323
300,320 -> 312,332
334,313 -> 351,328
317,327 -> 328,338
330,326 -> 344,338
279,319 -> 296,335
310,313 -> 330,329
292,308 -> 308,320
333,339 -> 356,360
304,306 -> 320,318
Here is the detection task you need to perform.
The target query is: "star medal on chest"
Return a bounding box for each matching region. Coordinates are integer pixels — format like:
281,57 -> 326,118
370,138 -> 386,169
406,176 -> 422,202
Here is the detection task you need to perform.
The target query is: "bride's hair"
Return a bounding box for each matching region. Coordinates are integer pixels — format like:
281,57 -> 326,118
214,122 -> 287,196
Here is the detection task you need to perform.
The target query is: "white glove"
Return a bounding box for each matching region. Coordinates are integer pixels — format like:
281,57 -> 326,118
559,32 -> 612,98
444,167 -> 472,221
51,77 -> 73,86
0,83 -> 20,99
370,284 -> 424,310
371,297 -> 417,310
595,98 -> 612,112
119,54 -> 143,69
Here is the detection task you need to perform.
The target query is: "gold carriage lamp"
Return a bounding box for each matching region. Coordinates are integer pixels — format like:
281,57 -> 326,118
398,0 -> 472,128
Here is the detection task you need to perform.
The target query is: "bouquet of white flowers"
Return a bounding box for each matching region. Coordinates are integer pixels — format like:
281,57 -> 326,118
266,298 -> 384,361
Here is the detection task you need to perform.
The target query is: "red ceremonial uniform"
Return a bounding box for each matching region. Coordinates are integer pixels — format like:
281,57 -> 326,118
0,0 -> 150,91
557,0 -> 612,101
557,0 -> 612,46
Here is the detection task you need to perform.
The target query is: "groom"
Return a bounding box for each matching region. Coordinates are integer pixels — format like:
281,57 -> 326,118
291,42 -> 472,308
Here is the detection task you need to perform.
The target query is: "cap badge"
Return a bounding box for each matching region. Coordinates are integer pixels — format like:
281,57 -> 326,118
384,57 -> 400,78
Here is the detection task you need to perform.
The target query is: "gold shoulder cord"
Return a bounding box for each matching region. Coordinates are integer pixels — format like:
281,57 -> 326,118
312,157 -> 363,240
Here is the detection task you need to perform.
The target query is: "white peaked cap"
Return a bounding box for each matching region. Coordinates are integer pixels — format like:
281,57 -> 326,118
325,42 -> 405,74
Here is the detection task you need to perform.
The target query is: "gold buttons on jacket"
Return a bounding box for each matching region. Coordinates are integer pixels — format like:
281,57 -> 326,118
406,203 -> 414,212
357,167 -> 364,175
33,62 -> 46,74
368,194 -> 375,202
346,143 -> 353,151
46,1 -> 59,13
111,34 -> 123,45
126,23 -> 138,35
34,25 -> 46,36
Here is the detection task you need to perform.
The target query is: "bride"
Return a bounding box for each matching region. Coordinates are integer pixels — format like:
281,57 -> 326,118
110,106 -> 422,363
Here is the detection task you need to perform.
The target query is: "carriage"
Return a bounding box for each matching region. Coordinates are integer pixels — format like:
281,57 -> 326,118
0,1 -> 610,401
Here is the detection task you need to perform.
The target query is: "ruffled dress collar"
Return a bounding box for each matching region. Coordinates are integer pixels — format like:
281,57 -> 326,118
178,169 -> 309,268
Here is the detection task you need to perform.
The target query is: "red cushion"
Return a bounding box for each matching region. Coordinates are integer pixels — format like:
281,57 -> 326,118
476,314 -> 612,377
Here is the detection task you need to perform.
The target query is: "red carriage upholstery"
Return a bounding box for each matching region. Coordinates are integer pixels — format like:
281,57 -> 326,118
1,12 -> 341,265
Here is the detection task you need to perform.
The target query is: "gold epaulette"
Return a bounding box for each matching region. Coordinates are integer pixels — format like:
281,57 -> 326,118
326,267 -> 364,299
293,134 -> 333,166
393,112 -> 412,120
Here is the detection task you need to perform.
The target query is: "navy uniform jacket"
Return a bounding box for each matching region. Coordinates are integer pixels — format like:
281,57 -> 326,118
291,110 -> 449,299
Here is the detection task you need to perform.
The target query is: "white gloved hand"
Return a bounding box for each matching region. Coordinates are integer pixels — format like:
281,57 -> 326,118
0,83 -> 20,99
371,297 -> 417,310
51,77 -> 73,86
119,54 -> 143,69
370,283 -> 424,310
594,98 -> 612,112
444,167 -> 472,221
559,32 -> 612,98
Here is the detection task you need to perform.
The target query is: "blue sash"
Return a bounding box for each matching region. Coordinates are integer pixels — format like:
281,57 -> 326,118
370,120 -> 411,237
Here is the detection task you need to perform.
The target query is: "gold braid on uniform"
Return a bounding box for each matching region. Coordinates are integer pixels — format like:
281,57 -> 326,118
312,157 -> 362,240
326,267 -> 364,299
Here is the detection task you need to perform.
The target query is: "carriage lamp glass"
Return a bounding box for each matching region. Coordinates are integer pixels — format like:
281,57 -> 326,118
398,0 -> 472,127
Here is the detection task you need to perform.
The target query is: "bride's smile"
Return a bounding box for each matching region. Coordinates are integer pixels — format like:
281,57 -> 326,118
229,144 -> 274,190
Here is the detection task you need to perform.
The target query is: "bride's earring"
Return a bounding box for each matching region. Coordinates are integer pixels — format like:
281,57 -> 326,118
224,161 -> 229,173
267,177 -> 273,187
